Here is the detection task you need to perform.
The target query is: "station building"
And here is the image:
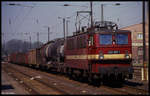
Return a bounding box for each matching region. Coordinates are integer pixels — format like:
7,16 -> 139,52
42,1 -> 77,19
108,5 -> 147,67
120,14 -> 149,81
120,22 -> 149,66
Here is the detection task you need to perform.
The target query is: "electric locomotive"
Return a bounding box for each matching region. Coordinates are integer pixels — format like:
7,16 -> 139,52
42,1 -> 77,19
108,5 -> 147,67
64,21 -> 133,83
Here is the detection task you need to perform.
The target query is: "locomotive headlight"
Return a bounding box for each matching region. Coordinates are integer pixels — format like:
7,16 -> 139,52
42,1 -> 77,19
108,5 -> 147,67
125,50 -> 130,59
125,55 -> 130,59
99,51 -> 104,59
99,56 -> 104,59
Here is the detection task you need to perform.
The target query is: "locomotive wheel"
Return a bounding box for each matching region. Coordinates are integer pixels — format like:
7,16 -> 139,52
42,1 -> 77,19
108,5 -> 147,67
78,74 -> 86,82
115,77 -> 125,86
102,75 -> 109,85
93,78 -> 101,87
66,68 -> 70,77
88,75 -> 101,86
80,71 -> 88,83
67,68 -> 73,79
81,76 -> 89,83
88,74 -> 93,85
36,64 -> 39,69
72,74 -> 77,80
88,77 -> 92,84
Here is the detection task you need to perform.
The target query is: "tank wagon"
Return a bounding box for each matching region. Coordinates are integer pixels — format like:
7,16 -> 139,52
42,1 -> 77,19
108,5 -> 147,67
38,38 -> 64,71
43,38 -> 64,62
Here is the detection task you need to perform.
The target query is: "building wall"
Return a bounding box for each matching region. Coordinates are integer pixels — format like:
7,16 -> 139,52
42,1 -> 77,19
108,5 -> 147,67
120,23 -> 149,66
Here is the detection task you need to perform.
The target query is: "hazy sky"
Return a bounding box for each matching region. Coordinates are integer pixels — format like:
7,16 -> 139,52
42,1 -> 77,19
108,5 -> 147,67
1,1 -> 147,44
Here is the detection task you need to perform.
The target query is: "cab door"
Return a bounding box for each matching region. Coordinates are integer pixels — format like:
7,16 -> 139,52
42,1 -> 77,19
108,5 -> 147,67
88,35 -> 94,52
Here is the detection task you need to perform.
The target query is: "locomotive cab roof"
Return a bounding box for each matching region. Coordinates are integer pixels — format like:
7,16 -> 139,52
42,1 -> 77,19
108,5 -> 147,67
69,21 -> 131,38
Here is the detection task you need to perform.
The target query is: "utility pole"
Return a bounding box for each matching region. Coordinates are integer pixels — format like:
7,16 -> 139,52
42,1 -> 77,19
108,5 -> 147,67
37,32 -> 39,48
101,4 -> 104,22
66,20 -> 69,37
142,1 -> 147,80
90,1 -> 93,27
3,39 -> 6,56
58,16 -> 70,40
43,26 -> 51,42
100,3 -> 120,22
48,27 -> 50,42
29,36 -> 31,49
63,18 -> 66,40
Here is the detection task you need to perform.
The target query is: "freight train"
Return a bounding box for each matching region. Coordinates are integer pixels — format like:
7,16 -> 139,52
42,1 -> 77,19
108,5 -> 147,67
7,21 -> 133,84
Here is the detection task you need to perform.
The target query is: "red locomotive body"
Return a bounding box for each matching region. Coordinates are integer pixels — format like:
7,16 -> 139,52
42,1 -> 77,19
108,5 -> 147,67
65,21 -> 133,82
65,33 -> 88,70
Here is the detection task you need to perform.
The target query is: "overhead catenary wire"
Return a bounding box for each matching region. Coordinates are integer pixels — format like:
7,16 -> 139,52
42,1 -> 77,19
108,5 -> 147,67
4,2 -> 143,43
100,3 -> 142,28
14,7 -> 34,34
9,18 -> 13,34
5,2 -> 34,34
13,7 -> 25,32
92,2 -> 142,23
104,4 -> 142,19
6,2 -> 89,35
119,18 -> 142,29
6,2 -> 89,8
37,8 -> 87,38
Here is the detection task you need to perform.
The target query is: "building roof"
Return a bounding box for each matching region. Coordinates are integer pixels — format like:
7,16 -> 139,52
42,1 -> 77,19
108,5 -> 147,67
120,22 -> 143,29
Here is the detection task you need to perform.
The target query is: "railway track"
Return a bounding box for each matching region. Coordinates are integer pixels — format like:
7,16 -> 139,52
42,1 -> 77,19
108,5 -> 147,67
2,62 -> 149,95
2,65 -> 63,95
99,82 -> 148,95
3,63 -> 110,95
123,85 -> 148,95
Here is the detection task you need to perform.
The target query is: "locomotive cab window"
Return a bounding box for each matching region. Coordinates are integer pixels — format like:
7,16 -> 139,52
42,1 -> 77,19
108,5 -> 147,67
115,34 -> 128,44
99,34 -> 112,45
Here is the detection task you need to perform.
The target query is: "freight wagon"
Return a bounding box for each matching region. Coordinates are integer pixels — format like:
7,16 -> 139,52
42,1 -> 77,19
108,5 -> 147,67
15,52 -> 25,65
27,49 -> 42,68
9,53 -> 17,64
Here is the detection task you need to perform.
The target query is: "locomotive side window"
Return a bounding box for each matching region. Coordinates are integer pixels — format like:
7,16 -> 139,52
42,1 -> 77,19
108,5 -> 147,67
99,34 -> 112,45
77,37 -> 81,49
67,39 -> 74,50
115,34 -> 128,44
77,36 -> 86,49
82,36 -> 86,48
67,39 -> 70,50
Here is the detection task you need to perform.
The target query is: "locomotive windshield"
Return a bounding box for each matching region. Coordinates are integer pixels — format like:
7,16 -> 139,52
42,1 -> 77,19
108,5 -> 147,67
99,34 -> 128,45
99,34 -> 112,45
115,34 -> 128,44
